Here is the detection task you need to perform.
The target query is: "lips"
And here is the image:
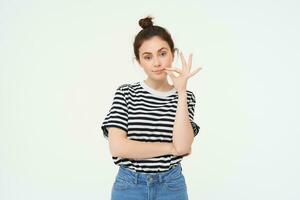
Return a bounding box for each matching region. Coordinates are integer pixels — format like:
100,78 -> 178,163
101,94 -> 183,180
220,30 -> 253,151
153,69 -> 164,72
153,69 -> 165,75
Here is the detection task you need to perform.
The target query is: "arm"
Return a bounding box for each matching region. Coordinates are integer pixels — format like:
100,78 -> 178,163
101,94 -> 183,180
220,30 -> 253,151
172,90 -> 194,154
108,127 -> 176,159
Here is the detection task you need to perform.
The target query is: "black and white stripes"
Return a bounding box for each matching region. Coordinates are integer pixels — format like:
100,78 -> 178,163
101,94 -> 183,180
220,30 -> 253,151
101,81 -> 200,173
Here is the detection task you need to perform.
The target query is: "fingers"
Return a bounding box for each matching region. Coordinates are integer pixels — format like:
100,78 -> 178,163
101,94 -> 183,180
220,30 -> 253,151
180,52 -> 187,68
164,67 -> 182,74
166,52 -> 204,79
179,52 -> 192,72
188,66 -> 203,78
165,70 -> 176,80
187,53 -> 192,71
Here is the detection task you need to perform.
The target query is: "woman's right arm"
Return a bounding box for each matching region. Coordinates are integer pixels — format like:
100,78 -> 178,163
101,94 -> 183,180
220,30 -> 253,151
108,127 -> 181,160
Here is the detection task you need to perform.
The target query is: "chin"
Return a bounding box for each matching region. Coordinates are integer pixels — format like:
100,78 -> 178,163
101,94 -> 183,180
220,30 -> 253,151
151,74 -> 167,80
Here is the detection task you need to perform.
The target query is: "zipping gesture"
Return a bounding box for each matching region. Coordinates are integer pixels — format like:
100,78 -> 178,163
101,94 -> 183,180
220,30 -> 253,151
164,52 -> 203,92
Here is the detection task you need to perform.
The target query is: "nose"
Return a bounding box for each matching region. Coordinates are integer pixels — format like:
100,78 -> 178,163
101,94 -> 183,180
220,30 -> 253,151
153,56 -> 161,67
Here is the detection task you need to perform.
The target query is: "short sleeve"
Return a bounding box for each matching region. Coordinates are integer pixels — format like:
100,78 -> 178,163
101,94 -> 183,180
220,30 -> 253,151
101,85 -> 128,139
187,92 -> 200,137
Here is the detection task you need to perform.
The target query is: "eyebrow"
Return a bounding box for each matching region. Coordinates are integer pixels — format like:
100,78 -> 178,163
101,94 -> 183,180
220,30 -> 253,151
142,47 -> 168,56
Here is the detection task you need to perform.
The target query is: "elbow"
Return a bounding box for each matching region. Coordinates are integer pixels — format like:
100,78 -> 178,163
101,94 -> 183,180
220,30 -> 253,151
172,131 -> 194,155
109,141 -> 124,157
173,139 -> 192,155
173,145 -> 191,155
108,137 -> 127,157
109,147 -> 120,157
176,148 -> 190,155
107,127 -> 128,157
109,147 -> 122,157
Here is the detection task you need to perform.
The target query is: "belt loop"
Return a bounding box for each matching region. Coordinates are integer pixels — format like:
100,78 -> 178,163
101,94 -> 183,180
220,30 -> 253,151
134,173 -> 138,184
159,173 -> 163,183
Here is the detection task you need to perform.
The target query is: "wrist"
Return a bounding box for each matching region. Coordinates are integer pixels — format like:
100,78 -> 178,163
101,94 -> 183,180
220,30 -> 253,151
177,90 -> 187,95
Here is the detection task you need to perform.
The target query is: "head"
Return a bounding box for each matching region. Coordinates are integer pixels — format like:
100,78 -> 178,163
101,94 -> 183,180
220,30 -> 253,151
133,16 -> 178,82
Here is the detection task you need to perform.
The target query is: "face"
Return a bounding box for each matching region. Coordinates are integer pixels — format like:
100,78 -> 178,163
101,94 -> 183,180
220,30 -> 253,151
138,36 -> 174,81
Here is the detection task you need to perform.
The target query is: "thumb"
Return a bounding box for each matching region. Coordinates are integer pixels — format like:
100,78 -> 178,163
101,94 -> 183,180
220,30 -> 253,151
165,70 -> 176,81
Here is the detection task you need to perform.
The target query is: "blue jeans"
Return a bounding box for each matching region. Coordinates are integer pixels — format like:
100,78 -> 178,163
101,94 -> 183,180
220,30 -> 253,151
111,163 -> 188,200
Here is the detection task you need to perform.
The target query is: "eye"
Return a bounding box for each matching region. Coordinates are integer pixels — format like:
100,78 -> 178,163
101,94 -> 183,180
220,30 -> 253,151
144,56 -> 151,60
161,52 -> 167,56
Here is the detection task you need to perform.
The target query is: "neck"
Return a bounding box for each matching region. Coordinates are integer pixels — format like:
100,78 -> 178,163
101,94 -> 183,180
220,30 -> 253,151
144,78 -> 173,92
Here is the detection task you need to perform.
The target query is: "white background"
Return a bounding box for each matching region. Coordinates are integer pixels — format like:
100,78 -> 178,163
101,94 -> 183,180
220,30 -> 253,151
1,0 -> 299,199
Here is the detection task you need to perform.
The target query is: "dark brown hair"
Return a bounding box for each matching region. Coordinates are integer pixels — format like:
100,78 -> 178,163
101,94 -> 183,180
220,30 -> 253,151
133,16 -> 177,63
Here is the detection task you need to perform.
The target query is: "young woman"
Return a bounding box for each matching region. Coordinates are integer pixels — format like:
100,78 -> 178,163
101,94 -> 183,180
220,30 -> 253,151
101,16 -> 202,200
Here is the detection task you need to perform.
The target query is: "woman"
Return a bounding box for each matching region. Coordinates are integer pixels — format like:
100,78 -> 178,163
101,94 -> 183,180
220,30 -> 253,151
101,15 -> 202,200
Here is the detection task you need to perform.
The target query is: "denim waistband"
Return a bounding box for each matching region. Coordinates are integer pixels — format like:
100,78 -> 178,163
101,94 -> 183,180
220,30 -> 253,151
116,164 -> 182,184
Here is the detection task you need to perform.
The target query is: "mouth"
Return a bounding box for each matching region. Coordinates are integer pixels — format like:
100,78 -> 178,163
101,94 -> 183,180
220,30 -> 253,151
153,69 -> 165,72
153,69 -> 165,75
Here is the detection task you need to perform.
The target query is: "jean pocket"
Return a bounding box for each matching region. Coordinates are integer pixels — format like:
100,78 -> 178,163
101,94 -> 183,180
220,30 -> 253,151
112,177 -> 129,190
113,175 -> 136,191
163,175 -> 187,191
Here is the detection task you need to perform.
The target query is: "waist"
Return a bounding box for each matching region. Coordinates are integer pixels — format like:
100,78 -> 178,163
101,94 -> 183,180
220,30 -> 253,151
113,156 -> 183,173
117,163 -> 183,184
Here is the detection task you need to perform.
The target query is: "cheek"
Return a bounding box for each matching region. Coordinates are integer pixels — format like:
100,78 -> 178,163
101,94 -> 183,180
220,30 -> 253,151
163,56 -> 173,65
140,61 -> 152,71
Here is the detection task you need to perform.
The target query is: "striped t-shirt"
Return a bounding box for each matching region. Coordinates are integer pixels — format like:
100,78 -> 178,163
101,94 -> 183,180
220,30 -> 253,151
101,81 -> 200,173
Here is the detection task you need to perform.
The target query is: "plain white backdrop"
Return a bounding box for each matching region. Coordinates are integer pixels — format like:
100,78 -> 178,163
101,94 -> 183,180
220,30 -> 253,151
1,0 -> 299,199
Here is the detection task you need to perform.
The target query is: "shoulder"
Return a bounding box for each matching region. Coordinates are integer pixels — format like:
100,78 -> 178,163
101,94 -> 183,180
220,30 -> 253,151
186,89 -> 196,99
186,89 -> 195,96
116,82 -> 140,92
186,90 -> 197,105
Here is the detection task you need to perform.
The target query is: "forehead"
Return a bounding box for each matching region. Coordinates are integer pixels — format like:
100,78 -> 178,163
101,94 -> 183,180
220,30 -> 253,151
139,36 -> 170,54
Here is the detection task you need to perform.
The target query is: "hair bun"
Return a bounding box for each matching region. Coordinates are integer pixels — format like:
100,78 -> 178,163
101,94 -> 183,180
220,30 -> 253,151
139,16 -> 154,29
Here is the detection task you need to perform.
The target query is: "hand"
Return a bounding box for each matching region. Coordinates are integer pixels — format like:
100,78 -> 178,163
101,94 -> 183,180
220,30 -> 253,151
164,52 -> 203,92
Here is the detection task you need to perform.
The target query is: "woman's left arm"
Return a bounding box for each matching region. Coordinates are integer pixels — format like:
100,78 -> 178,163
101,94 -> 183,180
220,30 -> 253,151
164,52 -> 203,155
172,90 -> 194,154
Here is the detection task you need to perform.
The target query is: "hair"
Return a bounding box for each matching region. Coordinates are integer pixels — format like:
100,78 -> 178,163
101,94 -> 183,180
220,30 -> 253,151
133,15 -> 178,63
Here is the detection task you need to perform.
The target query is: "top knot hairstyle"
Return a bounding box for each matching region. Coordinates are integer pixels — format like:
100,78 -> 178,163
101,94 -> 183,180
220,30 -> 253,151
139,16 -> 154,29
133,16 -> 177,63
